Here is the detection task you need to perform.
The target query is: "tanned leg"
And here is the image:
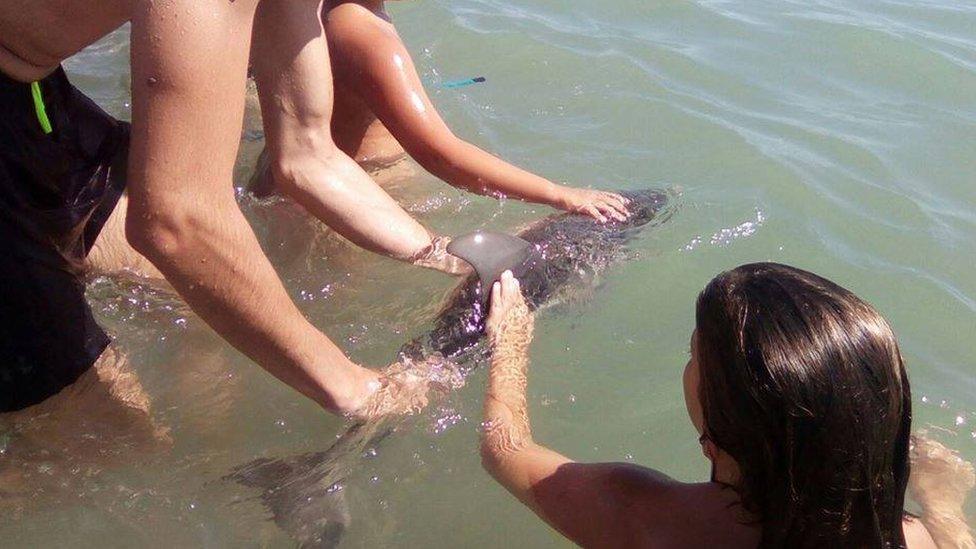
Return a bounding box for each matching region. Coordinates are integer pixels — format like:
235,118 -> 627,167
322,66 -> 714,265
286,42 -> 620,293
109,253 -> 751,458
87,193 -> 165,280
0,346 -> 169,516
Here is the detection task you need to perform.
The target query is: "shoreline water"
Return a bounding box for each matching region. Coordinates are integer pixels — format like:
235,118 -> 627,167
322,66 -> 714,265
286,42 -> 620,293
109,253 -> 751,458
2,0 -> 974,545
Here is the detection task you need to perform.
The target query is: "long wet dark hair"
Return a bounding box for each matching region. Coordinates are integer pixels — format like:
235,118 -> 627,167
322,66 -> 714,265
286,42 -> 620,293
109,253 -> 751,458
695,263 -> 912,548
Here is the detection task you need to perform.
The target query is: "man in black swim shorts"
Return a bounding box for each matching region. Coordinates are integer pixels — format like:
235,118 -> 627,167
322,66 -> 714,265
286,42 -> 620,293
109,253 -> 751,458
0,0 -> 465,419
0,68 -> 129,411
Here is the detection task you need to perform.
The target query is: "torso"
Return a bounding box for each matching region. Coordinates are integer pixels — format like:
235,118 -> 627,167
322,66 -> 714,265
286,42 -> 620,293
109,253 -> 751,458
0,0 -> 129,81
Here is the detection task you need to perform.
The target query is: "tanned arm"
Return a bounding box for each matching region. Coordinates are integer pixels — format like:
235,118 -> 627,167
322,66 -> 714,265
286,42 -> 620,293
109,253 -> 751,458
481,272 -> 673,547
250,0 -> 466,275
325,4 -> 630,223
126,0 -> 378,415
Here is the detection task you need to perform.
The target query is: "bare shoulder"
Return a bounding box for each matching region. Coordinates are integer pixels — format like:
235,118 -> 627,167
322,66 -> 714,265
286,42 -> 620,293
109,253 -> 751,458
597,462 -> 679,499
903,516 -> 937,549
323,2 -> 407,86
324,2 -> 396,51
607,465 -> 759,548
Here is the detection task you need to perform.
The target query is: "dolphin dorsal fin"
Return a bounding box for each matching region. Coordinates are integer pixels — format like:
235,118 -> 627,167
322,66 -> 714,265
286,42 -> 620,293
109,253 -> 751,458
447,231 -> 534,290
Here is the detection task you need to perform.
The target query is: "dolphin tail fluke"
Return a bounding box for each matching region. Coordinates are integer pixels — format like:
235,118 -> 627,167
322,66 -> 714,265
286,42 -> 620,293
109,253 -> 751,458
225,419 -> 398,548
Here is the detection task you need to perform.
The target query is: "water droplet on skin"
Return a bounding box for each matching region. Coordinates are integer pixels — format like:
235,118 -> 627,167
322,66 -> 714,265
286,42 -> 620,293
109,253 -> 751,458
410,91 -> 426,113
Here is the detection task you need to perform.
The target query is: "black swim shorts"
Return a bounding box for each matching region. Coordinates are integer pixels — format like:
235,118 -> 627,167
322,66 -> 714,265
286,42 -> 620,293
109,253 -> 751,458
0,67 -> 129,412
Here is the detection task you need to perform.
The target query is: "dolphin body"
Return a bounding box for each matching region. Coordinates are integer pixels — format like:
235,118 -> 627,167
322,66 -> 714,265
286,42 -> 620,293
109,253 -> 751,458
228,188 -> 672,547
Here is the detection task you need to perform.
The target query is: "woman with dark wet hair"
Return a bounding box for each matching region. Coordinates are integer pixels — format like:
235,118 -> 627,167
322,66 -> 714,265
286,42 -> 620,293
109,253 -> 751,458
480,265 -> 974,548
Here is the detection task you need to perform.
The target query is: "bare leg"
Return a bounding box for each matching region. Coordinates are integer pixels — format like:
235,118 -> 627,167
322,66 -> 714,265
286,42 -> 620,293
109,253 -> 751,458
0,346 -> 169,514
87,192 -> 165,280
365,155 -> 418,188
910,434 -> 976,548
249,145 -> 419,195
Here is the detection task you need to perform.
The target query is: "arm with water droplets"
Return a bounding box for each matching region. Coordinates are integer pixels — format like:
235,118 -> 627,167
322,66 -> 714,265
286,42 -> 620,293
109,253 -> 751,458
482,273 -> 537,462
480,272 -> 668,547
324,4 -> 630,223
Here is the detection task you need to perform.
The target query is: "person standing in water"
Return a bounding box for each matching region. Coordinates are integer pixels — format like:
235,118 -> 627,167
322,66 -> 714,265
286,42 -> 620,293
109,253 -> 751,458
481,266 -> 974,547
249,0 -> 631,224
0,0 -> 471,425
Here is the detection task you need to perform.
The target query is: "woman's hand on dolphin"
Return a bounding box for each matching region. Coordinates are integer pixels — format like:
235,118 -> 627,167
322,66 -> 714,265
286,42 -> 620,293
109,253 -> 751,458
556,187 -> 630,223
487,271 -> 534,345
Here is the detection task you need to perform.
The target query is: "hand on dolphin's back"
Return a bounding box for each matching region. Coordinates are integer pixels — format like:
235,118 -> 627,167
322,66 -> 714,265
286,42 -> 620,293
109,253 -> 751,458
486,271 -> 533,343
557,188 -> 631,223
351,353 -> 466,420
352,272 -> 529,422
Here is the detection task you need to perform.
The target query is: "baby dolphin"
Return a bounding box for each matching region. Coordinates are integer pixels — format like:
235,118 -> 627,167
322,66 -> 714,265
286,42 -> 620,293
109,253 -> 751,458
227,188 -> 673,547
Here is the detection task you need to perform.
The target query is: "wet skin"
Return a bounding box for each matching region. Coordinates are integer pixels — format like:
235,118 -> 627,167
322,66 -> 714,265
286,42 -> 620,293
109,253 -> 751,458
0,0 -> 441,420
228,188 -> 670,546
255,0 -> 632,224
476,292 -> 942,548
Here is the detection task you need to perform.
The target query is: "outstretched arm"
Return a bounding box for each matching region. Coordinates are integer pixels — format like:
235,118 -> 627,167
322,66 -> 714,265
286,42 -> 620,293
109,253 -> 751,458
325,5 -> 629,223
126,0 -> 378,414
480,273 -> 679,547
250,0 -> 466,275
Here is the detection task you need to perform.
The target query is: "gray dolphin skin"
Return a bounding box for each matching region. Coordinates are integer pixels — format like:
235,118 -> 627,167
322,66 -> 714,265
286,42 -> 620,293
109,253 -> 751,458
446,231 -> 539,294
228,188 -> 672,547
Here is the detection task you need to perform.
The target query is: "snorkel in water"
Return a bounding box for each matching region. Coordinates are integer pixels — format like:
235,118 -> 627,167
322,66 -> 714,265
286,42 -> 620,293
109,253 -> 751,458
228,188 -> 673,547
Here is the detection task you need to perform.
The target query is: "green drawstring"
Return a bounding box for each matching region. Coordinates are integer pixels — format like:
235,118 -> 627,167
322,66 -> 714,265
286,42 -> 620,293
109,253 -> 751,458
30,81 -> 53,134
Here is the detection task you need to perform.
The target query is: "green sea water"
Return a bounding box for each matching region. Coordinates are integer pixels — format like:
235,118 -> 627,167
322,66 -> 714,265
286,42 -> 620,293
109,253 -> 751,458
2,0 -> 974,546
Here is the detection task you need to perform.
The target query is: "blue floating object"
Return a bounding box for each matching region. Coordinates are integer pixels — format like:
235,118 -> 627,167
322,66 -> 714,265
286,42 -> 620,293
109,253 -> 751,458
440,76 -> 487,89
